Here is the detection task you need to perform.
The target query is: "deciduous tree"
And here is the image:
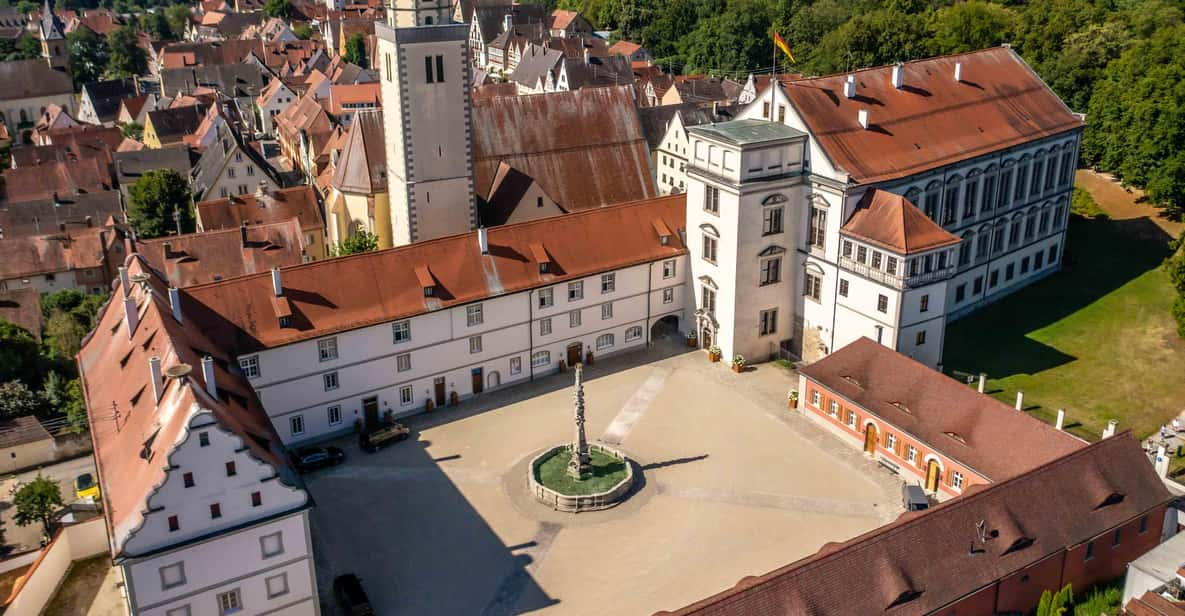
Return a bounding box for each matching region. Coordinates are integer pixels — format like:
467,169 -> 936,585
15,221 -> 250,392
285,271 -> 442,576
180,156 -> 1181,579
0,320 -> 40,384
127,169 -> 194,239
0,381 -> 45,419
330,230 -> 379,257
13,475 -> 63,538
105,25 -> 147,78
66,27 -> 109,87
344,33 -> 367,68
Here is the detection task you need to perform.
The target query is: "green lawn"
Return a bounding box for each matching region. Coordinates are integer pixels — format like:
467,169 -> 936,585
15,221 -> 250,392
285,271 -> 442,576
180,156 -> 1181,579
943,214 -> 1185,441
534,447 -> 628,495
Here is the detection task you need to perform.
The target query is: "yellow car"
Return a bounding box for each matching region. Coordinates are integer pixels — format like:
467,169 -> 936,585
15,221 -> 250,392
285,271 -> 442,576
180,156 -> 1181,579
74,473 -> 100,501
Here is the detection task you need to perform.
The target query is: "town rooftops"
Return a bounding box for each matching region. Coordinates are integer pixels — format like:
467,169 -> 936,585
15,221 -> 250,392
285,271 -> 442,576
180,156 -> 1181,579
472,86 -> 656,212
0,226 -> 111,280
114,146 -> 197,190
183,194 -> 686,351
779,47 -> 1084,184
473,3 -> 548,44
139,218 -> 305,287
0,288 -> 43,342
841,189 -> 961,254
0,158 -> 113,204
331,110 -> 385,194
799,337 -> 1084,481
146,105 -> 207,144
0,59 -> 74,101
663,433 -> 1170,615
81,78 -> 140,123
196,185 -> 322,233
0,415 -> 53,449
0,191 -> 121,239
689,118 -> 806,147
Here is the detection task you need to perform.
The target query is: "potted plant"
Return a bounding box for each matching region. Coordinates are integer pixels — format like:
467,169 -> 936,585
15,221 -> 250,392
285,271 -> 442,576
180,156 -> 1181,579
788,389 -> 799,409
353,418 -> 363,433
449,390 -> 460,406
425,398 -> 435,412
558,359 -> 567,373
686,331 -> 698,348
731,354 -> 746,373
707,345 -> 721,362
585,349 -> 595,365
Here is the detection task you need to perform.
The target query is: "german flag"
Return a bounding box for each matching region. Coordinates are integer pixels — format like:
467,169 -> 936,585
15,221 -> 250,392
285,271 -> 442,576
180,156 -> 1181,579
773,32 -> 795,63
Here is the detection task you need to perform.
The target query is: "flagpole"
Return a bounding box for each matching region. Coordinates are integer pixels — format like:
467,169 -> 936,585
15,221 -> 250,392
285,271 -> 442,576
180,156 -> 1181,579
770,36 -> 775,121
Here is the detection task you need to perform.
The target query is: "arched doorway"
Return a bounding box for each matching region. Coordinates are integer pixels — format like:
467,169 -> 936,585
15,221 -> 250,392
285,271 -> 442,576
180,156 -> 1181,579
650,314 -> 679,341
487,370 -> 500,389
925,459 -> 942,492
566,342 -> 583,367
863,423 -> 878,455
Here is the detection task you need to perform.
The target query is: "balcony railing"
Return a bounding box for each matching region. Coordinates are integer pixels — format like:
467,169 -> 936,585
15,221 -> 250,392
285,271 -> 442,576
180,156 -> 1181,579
840,257 -> 956,289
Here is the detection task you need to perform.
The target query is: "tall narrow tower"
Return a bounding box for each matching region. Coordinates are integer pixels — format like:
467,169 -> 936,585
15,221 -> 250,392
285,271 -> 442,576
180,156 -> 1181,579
377,4 -> 476,245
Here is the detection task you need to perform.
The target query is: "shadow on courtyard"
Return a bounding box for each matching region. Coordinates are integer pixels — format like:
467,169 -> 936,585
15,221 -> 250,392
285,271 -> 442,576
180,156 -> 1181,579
942,214 -> 1174,382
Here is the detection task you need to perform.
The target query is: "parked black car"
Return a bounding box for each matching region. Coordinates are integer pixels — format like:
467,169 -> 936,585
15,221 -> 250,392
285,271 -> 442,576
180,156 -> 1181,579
333,573 -> 375,616
292,446 -> 345,473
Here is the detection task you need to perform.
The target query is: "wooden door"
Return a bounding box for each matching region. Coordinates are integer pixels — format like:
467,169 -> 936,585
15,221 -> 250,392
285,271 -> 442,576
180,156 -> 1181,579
567,343 -> 582,367
434,377 -> 446,406
863,424 -> 878,455
363,397 -> 379,428
471,368 -> 483,394
925,460 -> 941,492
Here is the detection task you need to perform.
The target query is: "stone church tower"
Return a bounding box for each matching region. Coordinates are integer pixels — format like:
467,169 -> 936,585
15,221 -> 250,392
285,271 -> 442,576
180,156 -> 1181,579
377,1 -> 476,245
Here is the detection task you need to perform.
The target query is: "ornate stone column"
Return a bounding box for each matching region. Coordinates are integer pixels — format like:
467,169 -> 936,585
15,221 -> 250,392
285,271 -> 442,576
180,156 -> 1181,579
567,364 -> 591,479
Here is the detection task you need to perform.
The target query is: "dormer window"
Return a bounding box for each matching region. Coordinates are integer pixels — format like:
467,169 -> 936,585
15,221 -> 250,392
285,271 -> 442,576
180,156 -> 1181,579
529,242 -> 550,274
415,265 -> 436,297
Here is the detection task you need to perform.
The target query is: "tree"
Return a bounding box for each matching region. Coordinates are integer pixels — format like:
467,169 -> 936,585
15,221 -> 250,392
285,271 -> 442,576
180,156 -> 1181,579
40,371 -> 66,411
64,379 -> 88,433
344,33 -> 367,68
810,8 -> 931,74
127,168 -> 195,238
0,32 -> 41,61
1035,583 -> 1073,616
928,1 -> 1017,56
45,311 -> 88,360
13,475 -> 63,538
164,4 -> 192,40
105,25 -> 147,78
292,23 -> 312,40
1174,294 -> 1185,339
66,27 -> 109,87
121,121 -> 143,140
330,230 -> 379,257
142,10 -> 173,40
0,320 -> 40,384
678,0 -> 774,75
263,0 -> 293,19
0,381 -> 45,419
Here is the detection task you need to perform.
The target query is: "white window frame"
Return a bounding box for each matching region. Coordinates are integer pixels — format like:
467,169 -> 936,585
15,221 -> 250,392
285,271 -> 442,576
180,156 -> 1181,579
396,353 -> 411,372
265,573 -> 289,599
662,259 -> 676,279
886,433 -> 897,451
509,357 -> 522,375
399,385 -> 413,406
596,333 -> 614,350
569,310 -> 581,328
539,318 -> 552,336
392,320 -> 411,343
625,326 -> 642,342
159,562 -> 186,590
811,390 -> 820,407
239,355 -> 260,379
601,302 -> 613,320
828,400 -> 838,417
568,281 -> 583,301
317,337 -> 338,362
601,273 -> 615,293
759,308 -> 777,336
290,415 -> 304,436
327,405 -> 342,426
323,372 -> 339,391
469,335 -> 482,354
952,471 -> 965,490
906,445 -> 918,464
538,287 -> 554,308
466,304 -> 484,326
531,351 -> 550,368
216,588 -> 242,615
260,532 -> 284,558
662,288 -> 674,304
845,410 -> 856,428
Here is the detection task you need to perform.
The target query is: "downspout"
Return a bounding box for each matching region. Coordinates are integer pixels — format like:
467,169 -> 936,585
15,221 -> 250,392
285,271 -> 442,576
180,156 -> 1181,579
528,288 -> 535,382
645,261 -> 653,346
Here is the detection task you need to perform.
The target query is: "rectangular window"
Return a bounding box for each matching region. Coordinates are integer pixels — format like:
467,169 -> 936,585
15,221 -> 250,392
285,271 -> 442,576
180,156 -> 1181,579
239,355 -> 260,379
266,573 -> 289,599
943,185 -> 958,224
990,270 -> 999,288
662,259 -> 676,279
842,240 -> 853,258
857,246 -> 867,264
392,320 -> 411,343
226,461 -> 236,477
999,169 -> 1013,208
1031,159 -> 1043,194
531,351 -> 550,368
596,333 -> 614,349
963,178 -> 978,218
955,284 -> 966,303
217,589 -> 242,615
762,206 -> 784,234
167,605 -> 192,616
828,400 -> 838,417
973,276 -> 983,294
260,532 -> 284,558
804,273 -> 821,301
168,515 -> 180,532
1005,263 -> 1015,281
625,326 -> 642,342
601,303 -> 613,320
809,207 -> 826,249
886,257 -> 898,276
183,472 -> 194,488
569,310 -> 582,328
510,357 -> 522,375
1048,244 -> 1059,264
906,445 -> 917,463
290,414 -> 304,436
1139,515 -> 1149,534
1015,164 -> 1028,201
702,286 -> 717,314
323,372 -> 339,391
469,335 -> 482,354
251,491 -> 262,507
199,432 -> 209,447
704,185 -> 719,214
951,471 -> 964,490
318,337 -> 338,362
916,331 -> 926,346
467,304 -> 484,326
1021,256 -> 1030,274
1112,529 -> 1121,548
425,55 -> 434,83
436,55 -> 445,82
601,273 -> 615,293
160,563 -> 186,589
759,257 -> 781,285
399,385 -> 413,406
846,410 -> 856,428
396,353 -> 411,372
702,234 -> 718,263
539,288 -> 554,309
838,279 -> 849,297
981,174 -> 996,213
1035,251 -> 1044,269
871,251 -> 882,269
328,405 -> 342,426
886,433 -> 897,451
759,309 -> 777,336
877,294 -> 888,313
1085,541 -> 1094,561
662,288 -> 674,304
568,281 -> 583,301
920,294 -> 929,313
210,503 -> 222,519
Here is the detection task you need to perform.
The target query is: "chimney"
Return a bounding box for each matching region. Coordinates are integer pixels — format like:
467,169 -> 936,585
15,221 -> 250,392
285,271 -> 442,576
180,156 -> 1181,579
85,215 -> 92,228
240,222 -> 248,248
271,266 -> 282,296
162,241 -> 173,259
201,355 -> 217,397
123,295 -> 139,339
891,63 -> 904,89
1014,390 -> 1023,410
843,74 -> 856,99
168,286 -> 182,323
1055,408 -> 1065,430
149,356 -> 164,404
954,61 -> 963,83
977,373 -> 986,393
583,48 -> 590,65
477,226 -> 489,255
503,13 -> 512,33
857,109 -> 869,130
1102,419 -> 1118,439
118,265 -> 130,297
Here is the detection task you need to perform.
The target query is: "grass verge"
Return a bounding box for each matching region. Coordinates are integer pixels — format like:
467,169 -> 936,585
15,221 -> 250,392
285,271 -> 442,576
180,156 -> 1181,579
535,446 -> 628,495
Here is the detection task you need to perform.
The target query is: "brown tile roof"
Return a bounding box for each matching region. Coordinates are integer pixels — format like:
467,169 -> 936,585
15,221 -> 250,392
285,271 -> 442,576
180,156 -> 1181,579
472,86 -> 656,212
841,189 -> 961,254
549,9 -> 579,30
77,256 -> 305,557
664,434 -> 1171,615
0,288 -> 42,342
184,194 -> 686,351
274,93 -> 336,158
0,159 -> 113,204
139,218 -> 305,287
146,105 -> 207,144
782,47 -> 1084,184
609,40 -> 642,56
158,39 -> 265,69
0,59 -> 73,101
0,191 -> 121,239
480,161 -> 562,226
327,82 -> 380,116
196,185 -> 323,233
331,110 -> 384,194
800,337 -> 1083,481
0,415 -> 52,449
0,226 -> 111,280
1128,591 -> 1185,615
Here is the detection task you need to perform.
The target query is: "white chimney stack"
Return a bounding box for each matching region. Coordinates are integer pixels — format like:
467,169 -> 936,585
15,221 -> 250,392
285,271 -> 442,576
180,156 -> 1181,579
201,355 -> 217,397
583,48 -> 590,65
1015,390 -> 1024,410
168,287 -> 182,324
954,61 -> 963,83
843,74 -> 856,99
503,13 -> 512,33
857,109 -> 869,130
119,266 -> 130,298
149,356 -> 164,404
891,63 -> 904,89
1156,445 -> 1171,477
478,227 -> 489,255
1055,408 -> 1065,430
1103,419 -> 1118,439
271,267 -> 282,297
123,296 -> 139,339
977,373 -> 986,393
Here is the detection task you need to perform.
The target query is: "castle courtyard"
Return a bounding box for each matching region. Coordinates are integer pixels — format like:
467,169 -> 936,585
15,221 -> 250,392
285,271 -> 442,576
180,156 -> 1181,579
304,337 -> 907,615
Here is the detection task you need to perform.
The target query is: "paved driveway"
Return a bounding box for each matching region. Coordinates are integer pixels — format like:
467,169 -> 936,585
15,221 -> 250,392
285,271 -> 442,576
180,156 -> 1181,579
0,455 -> 96,553
305,341 -> 905,615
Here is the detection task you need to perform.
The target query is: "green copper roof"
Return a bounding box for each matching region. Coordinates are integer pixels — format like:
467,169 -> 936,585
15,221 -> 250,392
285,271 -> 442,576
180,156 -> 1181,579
689,119 -> 806,146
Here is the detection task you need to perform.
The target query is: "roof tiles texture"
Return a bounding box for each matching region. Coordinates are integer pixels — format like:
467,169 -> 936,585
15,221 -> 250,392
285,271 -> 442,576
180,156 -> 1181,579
841,189 -> 961,254
139,218 -> 305,288
331,111 -> 385,194
196,185 -> 323,233
0,287 -> 42,341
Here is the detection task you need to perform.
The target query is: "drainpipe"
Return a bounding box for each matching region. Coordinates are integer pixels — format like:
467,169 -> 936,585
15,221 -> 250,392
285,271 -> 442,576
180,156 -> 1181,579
645,261 -> 653,346
528,288 -> 535,382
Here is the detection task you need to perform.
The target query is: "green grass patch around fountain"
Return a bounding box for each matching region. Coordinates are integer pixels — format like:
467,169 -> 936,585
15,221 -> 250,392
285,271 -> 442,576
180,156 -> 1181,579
534,446 -> 629,495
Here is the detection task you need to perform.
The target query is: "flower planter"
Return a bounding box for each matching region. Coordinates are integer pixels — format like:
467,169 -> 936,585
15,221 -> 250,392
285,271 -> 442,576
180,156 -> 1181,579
585,350 -> 595,366
687,338 -> 697,348
449,391 -> 460,406
708,351 -> 721,363
731,364 -> 743,373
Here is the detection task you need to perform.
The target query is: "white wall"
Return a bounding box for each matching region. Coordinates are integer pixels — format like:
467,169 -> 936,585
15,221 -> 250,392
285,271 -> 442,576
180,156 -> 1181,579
4,517 -> 109,616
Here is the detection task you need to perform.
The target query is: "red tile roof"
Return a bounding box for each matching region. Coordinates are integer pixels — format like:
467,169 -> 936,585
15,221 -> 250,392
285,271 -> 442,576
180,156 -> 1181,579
781,47 -> 1084,184
0,158 -> 113,204
799,337 -> 1084,481
327,82 -> 380,116
841,189 -> 961,254
139,218 -> 306,288
184,194 -> 686,351
330,111 -> 384,194
0,226 -> 111,280
472,86 -> 656,212
196,186 -> 324,234
664,433 -> 1170,615
0,287 -> 42,341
